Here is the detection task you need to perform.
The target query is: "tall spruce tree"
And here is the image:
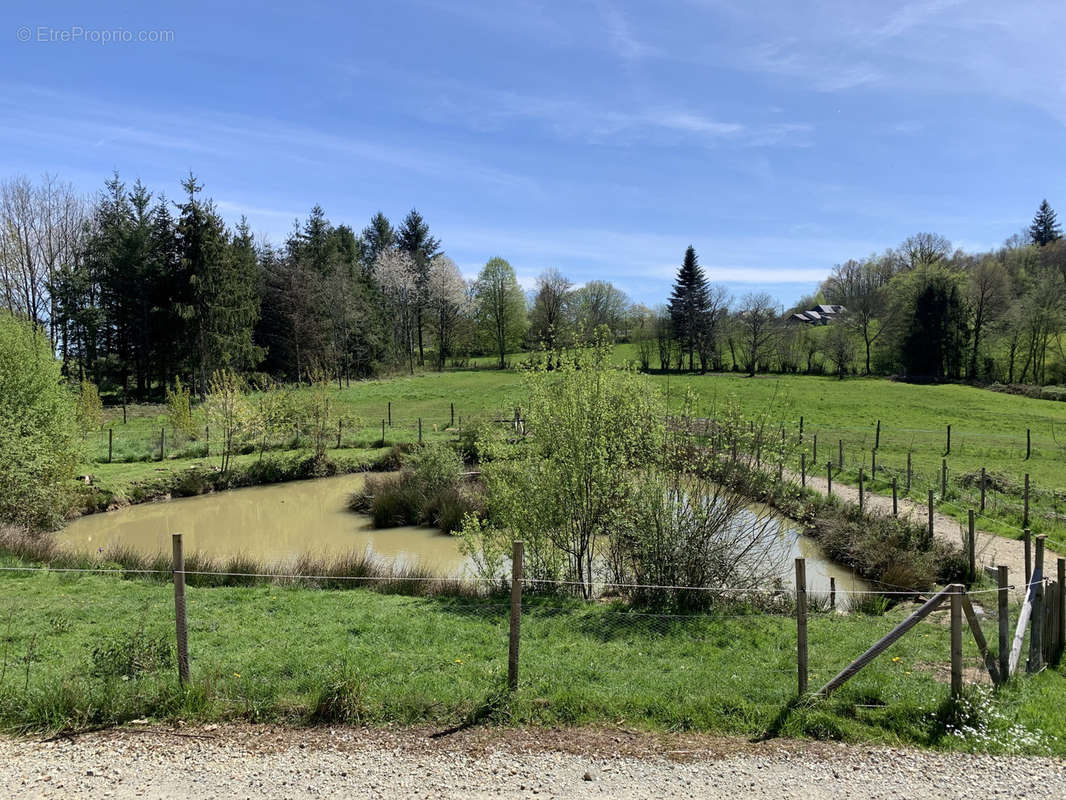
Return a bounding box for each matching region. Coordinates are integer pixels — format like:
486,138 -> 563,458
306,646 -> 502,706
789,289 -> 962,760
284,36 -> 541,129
667,246 -> 710,371
178,175 -> 261,392
396,209 -> 441,366
358,212 -> 395,274
1030,199 -> 1062,246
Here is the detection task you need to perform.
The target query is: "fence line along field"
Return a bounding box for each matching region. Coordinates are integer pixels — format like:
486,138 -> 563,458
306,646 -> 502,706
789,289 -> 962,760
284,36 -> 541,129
1,547 -> 1062,754
82,370 -> 1066,547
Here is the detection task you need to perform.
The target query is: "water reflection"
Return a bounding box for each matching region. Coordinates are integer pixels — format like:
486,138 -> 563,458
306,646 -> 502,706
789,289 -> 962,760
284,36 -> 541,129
59,474 -> 466,573
59,474 -> 868,597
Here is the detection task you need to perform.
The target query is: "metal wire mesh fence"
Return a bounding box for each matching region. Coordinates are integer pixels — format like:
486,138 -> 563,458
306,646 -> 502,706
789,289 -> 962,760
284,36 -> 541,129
2,545 -> 1055,737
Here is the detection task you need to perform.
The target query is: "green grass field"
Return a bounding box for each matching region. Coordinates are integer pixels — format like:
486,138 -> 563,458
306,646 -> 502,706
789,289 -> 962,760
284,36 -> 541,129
0,564 -> 1060,753
83,364 -> 1066,547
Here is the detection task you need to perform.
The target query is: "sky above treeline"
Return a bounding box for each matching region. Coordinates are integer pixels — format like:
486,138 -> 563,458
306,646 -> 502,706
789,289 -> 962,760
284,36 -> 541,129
2,0 -> 1064,307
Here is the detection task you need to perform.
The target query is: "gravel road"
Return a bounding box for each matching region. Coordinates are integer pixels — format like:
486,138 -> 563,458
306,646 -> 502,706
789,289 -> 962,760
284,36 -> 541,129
2,725 -> 1063,799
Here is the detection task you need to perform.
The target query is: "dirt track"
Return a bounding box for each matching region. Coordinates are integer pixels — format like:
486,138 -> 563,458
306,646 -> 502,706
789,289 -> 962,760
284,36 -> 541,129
2,725 -> 1064,800
796,470 -> 1056,588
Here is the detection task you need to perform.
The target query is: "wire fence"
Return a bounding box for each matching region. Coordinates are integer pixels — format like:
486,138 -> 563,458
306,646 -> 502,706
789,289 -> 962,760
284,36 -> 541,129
0,548 -> 1057,735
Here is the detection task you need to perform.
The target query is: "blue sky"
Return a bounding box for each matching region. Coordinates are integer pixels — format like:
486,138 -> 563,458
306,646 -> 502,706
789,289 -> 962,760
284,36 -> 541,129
2,1 -> 1064,308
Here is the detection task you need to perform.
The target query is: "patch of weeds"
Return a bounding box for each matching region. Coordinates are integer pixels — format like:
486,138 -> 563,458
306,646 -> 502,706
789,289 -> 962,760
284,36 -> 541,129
90,627 -> 172,680
308,666 -> 371,724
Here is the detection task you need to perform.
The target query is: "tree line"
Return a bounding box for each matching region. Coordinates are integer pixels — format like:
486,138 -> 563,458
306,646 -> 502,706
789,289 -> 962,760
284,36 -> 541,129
3,170 -> 1065,393
644,203 -> 1066,384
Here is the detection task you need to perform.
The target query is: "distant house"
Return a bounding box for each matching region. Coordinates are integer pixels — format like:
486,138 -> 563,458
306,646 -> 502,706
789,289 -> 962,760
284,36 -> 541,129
788,304 -> 846,325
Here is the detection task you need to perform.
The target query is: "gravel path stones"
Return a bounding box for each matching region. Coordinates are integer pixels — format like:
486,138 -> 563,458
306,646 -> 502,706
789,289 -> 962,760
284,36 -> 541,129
2,725 -> 1063,799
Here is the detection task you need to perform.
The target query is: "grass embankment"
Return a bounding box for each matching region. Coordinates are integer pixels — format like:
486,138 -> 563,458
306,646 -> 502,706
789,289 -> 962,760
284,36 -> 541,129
81,369 -> 1066,545
657,372 -> 1066,544
0,564 -> 1061,754
80,371 -> 523,507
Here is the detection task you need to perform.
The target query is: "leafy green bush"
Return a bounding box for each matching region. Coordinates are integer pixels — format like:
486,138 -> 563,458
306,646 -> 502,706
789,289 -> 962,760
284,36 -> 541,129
0,313 -> 82,529
351,443 -> 480,531
165,377 -> 196,440
76,380 -> 103,434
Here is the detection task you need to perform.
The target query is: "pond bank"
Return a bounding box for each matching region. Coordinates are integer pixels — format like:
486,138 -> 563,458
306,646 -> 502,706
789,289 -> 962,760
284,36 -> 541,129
70,447 -> 405,516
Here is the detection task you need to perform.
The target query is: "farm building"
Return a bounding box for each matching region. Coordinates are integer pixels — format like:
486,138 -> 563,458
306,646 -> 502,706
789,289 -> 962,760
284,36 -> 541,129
788,304 -> 846,325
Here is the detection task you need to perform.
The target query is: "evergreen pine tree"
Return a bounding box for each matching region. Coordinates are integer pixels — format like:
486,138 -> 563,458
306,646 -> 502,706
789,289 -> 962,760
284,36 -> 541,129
396,209 -> 441,366
149,195 -> 188,391
667,246 -> 710,371
178,174 -> 262,391
358,212 -> 394,274
1029,199 -> 1062,246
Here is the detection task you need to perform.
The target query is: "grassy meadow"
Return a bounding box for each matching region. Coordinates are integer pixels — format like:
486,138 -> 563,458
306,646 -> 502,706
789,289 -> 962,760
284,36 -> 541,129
81,363 -> 1066,547
0,562 -> 1061,753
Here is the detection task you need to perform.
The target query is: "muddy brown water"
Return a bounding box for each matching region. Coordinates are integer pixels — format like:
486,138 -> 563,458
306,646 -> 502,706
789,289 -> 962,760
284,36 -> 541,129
59,474 -> 466,574
58,474 -> 868,596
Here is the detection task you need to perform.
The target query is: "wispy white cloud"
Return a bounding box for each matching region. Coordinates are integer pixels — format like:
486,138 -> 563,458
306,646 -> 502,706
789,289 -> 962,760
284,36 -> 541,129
714,0 -> 1066,127
593,0 -> 660,62
423,85 -> 813,148
0,82 -> 538,193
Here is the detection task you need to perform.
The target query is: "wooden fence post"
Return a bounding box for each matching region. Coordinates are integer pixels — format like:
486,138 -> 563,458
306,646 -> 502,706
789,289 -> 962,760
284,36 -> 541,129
381,419 -> 386,446
980,467 -> 986,512
799,415 -> 804,442
998,566 -> 1009,681
829,576 -> 836,611
418,418 -> 423,444
827,462 -> 832,496
172,533 -> 190,686
950,585 -> 963,699
838,439 -> 844,469
927,490 -> 934,545
961,593 -> 1001,687
508,540 -> 524,691
871,449 -> 877,477
800,452 -> 806,487
816,587 -> 951,697
875,419 -> 881,450
892,477 -> 898,516
1058,559 -> 1066,665
1026,428 -> 1031,460
967,510 -> 976,584
796,558 -> 808,695
858,468 -> 865,512
1029,536 -> 1046,674
946,424 -> 951,456
337,419 -> 342,449
1010,567 -> 1038,676
122,402 -> 127,425
1024,529 -> 1032,586
1024,474 -> 1030,529
387,401 -> 391,427
108,428 -> 113,463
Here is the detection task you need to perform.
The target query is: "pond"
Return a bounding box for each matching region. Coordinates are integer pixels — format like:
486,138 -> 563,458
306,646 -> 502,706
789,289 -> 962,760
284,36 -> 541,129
58,474 -> 869,596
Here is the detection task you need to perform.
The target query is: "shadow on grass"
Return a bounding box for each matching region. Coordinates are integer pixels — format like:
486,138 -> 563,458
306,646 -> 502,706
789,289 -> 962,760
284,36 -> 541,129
430,683 -> 513,738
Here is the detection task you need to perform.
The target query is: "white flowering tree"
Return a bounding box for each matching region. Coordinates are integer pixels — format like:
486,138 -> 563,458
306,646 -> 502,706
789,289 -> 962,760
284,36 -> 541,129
374,249 -> 419,373
425,255 -> 471,369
